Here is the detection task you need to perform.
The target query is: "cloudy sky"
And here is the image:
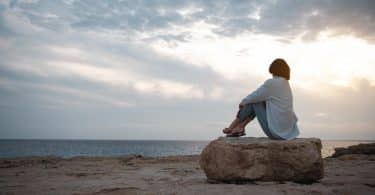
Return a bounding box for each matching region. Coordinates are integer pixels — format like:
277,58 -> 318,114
0,0 -> 374,140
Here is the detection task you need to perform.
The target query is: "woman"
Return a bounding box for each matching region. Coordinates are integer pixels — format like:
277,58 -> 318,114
223,58 -> 299,140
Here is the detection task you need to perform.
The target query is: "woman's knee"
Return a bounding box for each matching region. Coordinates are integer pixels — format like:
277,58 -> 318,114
251,102 -> 265,109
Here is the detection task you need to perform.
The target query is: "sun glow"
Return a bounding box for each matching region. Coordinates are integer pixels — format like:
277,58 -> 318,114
150,26 -> 375,90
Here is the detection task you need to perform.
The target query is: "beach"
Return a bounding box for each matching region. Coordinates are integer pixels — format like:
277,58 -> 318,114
1,151 -> 374,194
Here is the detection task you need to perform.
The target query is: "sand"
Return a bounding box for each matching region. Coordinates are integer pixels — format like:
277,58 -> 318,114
0,154 -> 374,195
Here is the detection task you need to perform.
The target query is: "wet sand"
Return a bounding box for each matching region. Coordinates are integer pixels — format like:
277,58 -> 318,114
1,153 -> 374,194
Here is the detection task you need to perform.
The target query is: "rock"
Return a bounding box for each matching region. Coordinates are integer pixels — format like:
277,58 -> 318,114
199,137 -> 323,183
331,143 -> 375,158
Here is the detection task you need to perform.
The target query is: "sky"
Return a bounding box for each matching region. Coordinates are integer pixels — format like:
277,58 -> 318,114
0,0 -> 374,140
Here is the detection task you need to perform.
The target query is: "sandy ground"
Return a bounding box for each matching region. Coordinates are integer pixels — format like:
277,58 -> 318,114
0,154 -> 374,195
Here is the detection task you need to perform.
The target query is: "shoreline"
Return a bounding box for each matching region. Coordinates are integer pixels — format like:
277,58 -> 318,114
1,139 -> 374,159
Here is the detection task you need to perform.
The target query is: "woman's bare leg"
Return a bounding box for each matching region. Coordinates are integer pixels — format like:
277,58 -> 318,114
228,118 -> 241,129
230,117 -> 251,134
224,104 -> 253,134
223,117 -> 252,134
223,118 -> 241,133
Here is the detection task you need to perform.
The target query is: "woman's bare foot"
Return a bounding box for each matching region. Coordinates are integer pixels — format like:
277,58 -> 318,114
222,128 -> 232,134
223,124 -> 244,134
230,126 -> 245,134
222,118 -> 242,134
223,117 -> 251,135
226,128 -> 246,137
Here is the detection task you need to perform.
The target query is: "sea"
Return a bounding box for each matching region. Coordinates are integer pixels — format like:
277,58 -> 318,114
0,139 -> 373,159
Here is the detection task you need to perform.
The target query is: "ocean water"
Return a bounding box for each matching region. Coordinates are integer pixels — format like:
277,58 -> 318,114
0,139 -> 373,158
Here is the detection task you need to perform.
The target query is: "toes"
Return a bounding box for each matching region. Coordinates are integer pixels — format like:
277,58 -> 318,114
223,128 -> 232,134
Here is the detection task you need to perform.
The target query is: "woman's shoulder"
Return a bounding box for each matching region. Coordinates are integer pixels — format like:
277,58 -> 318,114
269,76 -> 288,83
264,77 -> 288,87
265,77 -> 280,84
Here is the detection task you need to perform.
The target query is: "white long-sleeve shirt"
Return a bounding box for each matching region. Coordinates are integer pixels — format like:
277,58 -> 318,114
240,76 -> 299,140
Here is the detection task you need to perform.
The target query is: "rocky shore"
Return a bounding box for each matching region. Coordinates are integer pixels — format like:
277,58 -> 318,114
0,143 -> 374,195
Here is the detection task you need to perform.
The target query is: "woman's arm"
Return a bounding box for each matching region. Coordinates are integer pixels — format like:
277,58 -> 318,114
239,79 -> 272,106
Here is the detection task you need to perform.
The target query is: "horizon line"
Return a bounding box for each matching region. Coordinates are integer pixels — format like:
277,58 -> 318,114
0,138 -> 374,142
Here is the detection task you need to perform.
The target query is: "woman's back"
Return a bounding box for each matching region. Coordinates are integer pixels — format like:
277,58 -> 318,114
265,76 -> 299,139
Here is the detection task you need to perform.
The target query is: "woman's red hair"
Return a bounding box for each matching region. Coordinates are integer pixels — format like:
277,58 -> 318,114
269,58 -> 290,80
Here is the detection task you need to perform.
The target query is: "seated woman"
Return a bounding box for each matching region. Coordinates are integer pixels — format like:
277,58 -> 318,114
223,58 -> 299,140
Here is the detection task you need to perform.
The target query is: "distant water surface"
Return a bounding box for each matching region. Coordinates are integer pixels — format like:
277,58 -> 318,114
0,139 -> 373,158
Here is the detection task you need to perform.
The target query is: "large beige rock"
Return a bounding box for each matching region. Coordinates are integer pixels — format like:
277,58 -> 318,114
199,137 -> 323,183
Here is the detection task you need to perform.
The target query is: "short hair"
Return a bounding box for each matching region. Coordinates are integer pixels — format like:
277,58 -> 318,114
269,58 -> 290,80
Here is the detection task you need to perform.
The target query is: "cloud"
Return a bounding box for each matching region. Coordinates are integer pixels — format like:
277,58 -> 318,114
0,0 -> 232,102
294,78 -> 375,139
3,0 -> 374,43
259,0 -> 375,42
0,0 -> 374,140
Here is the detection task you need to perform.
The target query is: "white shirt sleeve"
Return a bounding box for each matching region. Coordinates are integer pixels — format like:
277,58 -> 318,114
240,79 -> 272,105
